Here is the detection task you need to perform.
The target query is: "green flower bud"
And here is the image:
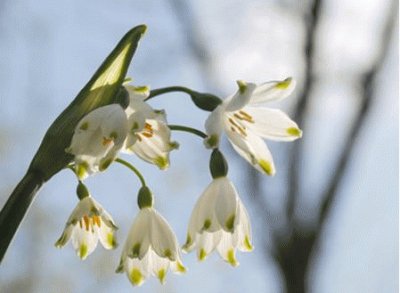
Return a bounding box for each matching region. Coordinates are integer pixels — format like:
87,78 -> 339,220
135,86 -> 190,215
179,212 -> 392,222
190,91 -> 222,112
209,149 -> 228,179
76,182 -> 90,200
137,186 -> 153,209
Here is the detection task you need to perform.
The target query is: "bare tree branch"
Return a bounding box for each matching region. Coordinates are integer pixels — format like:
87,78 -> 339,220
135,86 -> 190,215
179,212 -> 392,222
167,0 -> 217,90
316,0 -> 398,231
246,167 -> 282,249
273,2 -> 397,292
286,0 -> 323,224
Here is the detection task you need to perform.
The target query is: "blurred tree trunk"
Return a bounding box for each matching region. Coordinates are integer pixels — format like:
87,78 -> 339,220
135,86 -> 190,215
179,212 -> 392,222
273,230 -> 316,293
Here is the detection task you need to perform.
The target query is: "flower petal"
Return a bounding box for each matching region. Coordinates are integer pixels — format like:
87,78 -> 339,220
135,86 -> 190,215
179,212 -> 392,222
150,251 -> 170,284
249,77 -> 296,104
125,85 -> 150,103
234,200 -> 253,252
204,106 -> 224,148
71,226 -> 99,260
149,209 -> 179,261
225,126 -> 276,176
217,232 -> 239,267
189,180 -> 221,233
241,106 -> 302,141
125,253 -> 151,286
124,209 -> 151,260
67,104 -> 128,178
68,127 -> 111,158
171,257 -> 186,274
214,178 -> 239,233
196,231 -> 222,261
125,96 -> 154,129
125,116 -> 175,170
225,81 -> 257,112
64,197 -> 95,224
99,105 -> 129,144
55,224 -> 74,248
98,223 -> 117,249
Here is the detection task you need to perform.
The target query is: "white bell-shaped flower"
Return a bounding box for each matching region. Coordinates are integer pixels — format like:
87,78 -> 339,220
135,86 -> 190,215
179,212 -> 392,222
183,177 -> 253,266
122,85 -> 177,170
67,104 -> 128,179
55,195 -> 118,260
204,78 -> 302,175
117,207 -> 186,286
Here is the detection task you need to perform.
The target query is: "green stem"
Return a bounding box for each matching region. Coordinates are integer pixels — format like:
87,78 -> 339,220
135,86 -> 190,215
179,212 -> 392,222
115,158 -> 146,187
66,164 -> 76,174
168,124 -> 207,139
0,171 -> 44,263
146,86 -> 193,101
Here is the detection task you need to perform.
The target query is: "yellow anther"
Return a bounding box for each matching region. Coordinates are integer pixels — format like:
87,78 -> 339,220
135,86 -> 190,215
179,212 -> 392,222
93,215 -> 101,227
83,215 -> 90,231
102,137 -> 114,146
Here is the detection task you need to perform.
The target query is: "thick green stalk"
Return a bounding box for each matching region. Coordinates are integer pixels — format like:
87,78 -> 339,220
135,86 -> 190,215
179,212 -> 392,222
0,171 -> 44,262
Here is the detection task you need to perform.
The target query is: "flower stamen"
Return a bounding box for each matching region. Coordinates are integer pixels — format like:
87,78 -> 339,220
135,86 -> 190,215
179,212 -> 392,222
228,117 -> 247,137
83,215 -> 90,231
102,137 -> 114,146
237,110 -> 254,123
93,215 -> 101,227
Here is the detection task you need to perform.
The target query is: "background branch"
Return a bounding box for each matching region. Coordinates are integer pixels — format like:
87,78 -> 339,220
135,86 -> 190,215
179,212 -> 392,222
286,0 -> 322,224
316,0 -> 398,232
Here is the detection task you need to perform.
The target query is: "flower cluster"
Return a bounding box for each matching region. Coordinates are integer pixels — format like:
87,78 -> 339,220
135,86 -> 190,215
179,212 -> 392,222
67,85 -> 177,180
56,77 -> 301,287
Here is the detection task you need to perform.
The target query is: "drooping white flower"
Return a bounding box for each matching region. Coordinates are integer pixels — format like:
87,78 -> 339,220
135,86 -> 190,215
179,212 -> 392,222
116,207 -> 186,286
122,85 -> 178,170
204,78 -> 302,176
67,104 -> 128,179
55,195 -> 118,260
183,177 -> 253,267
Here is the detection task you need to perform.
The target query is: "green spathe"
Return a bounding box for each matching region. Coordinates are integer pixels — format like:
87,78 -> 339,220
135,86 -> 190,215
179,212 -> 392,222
0,25 -> 146,263
30,24 -> 147,181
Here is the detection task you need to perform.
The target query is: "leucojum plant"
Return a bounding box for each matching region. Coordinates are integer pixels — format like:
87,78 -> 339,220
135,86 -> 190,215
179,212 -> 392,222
0,25 -> 302,286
